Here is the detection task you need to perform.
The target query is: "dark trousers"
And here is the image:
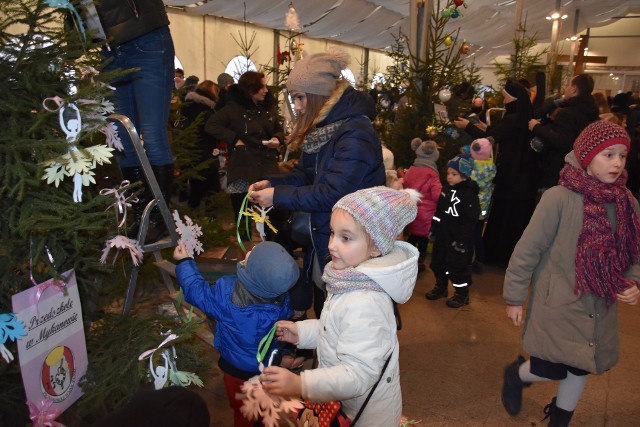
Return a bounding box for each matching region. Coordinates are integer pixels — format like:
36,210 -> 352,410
430,238 -> 471,295
407,234 -> 428,263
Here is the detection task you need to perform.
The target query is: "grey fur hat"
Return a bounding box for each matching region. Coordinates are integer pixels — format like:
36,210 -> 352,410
411,138 -> 439,169
286,49 -> 350,96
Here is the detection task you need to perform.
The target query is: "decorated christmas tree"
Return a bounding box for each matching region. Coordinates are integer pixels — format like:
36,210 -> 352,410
0,2 -> 207,425
387,0 -> 477,170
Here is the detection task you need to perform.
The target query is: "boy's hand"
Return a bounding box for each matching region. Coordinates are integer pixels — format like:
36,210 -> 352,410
260,366 -> 302,398
506,305 -> 524,326
173,241 -> 189,261
275,320 -> 299,344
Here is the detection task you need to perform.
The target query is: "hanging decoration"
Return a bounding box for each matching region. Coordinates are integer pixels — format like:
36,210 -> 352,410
41,98 -> 115,202
138,332 -> 203,390
438,88 -> 452,102
99,181 -> 138,229
100,235 -> 144,266
0,313 -> 27,363
459,41 -> 470,54
27,398 -> 64,427
285,2 -> 300,30
173,210 -> 204,258
12,270 -> 87,416
443,35 -> 453,46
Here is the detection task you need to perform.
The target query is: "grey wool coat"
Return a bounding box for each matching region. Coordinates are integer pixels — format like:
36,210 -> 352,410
503,152 -> 640,374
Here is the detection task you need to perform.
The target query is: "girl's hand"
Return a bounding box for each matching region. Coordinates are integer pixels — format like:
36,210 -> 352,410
617,284 -> 640,305
506,305 -> 524,326
173,242 -> 189,261
275,320 -> 299,344
260,366 -> 302,397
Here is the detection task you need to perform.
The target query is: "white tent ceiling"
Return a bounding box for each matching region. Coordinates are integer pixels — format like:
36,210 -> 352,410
164,0 -> 640,66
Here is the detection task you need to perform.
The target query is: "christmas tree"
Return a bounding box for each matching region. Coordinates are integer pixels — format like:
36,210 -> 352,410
0,2 -> 207,425
387,0 -> 476,170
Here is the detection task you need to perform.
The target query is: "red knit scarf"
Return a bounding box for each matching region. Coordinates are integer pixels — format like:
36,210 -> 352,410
559,164 -> 640,303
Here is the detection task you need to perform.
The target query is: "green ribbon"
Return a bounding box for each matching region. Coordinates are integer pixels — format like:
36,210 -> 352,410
235,193 -> 253,253
256,323 -> 277,367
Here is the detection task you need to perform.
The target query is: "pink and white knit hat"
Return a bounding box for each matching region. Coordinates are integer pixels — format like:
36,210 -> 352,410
333,187 -> 420,255
574,120 -> 630,168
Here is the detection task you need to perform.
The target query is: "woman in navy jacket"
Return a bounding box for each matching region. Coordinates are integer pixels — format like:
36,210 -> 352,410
249,49 -> 385,316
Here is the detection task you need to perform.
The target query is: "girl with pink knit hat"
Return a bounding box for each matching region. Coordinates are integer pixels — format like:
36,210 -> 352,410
502,120 -> 640,426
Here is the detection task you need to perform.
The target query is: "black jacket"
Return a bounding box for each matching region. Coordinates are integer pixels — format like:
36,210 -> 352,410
531,93 -> 599,188
431,179 -> 480,250
204,85 -> 284,184
179,90 -> 219,162
95,0 -> 169,47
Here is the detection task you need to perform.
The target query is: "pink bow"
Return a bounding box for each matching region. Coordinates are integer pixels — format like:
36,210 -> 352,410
99,180 -> 138,228
27,399 -> 65,427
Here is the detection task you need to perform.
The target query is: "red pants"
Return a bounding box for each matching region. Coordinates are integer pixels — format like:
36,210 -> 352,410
223,373 -> 263,427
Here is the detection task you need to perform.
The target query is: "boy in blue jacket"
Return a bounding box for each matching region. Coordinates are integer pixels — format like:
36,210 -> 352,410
174,241 -> 299,427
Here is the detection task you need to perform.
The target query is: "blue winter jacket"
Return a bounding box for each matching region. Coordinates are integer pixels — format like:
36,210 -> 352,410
268,85 -> 385,269
175,259 -> 292,377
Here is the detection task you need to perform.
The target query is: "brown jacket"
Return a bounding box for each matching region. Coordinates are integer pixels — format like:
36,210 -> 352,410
504,152 -> 640,373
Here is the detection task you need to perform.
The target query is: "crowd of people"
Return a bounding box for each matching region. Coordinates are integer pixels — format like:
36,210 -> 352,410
93,6 -> 640,422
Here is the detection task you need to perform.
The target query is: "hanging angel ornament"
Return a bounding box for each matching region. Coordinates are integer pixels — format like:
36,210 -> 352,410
41,99 -> 114,202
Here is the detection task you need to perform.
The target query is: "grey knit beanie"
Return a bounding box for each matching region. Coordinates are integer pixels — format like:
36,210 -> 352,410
333,187 -> 420,256
286,49 -> 350,96
236,241 -> 299,299
411,138 -> 439,169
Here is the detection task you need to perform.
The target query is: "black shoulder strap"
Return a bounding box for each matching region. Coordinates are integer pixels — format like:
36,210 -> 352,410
350,352 -> 393,426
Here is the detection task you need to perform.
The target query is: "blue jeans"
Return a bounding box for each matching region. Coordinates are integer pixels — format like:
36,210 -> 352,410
102,26 -> 175,168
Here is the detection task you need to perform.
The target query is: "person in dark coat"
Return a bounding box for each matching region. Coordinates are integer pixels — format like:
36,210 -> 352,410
611,92 -> 640,197
205,71 -> 284,221
454,80 -> 538,267
528,74 -> 599,190
425,154 -> 480,308
248,49 -> 385,318
179,80 -> 221,208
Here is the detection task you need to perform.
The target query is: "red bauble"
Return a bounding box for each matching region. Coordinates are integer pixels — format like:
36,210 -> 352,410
454,0 -> 464,6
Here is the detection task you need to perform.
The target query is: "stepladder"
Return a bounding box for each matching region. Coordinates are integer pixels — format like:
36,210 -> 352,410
107,114 -> 178,314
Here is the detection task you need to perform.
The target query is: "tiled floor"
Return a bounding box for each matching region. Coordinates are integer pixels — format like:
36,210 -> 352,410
183,261 -> 640,426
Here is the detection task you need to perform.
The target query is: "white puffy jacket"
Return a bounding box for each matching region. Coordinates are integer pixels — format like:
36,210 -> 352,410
297,241 -> 419,426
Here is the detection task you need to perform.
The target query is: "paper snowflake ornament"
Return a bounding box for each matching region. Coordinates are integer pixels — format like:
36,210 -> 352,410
100,235 -> 143,266
173,210 -> 203,257
0,313 -> 27,363
239,376 -> 304,427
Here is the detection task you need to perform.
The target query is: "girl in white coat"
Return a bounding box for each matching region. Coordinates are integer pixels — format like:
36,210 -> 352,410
261,187 -> 420,425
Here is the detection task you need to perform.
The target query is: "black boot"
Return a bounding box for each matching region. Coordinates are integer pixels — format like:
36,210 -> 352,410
145,163 -> 174,243
543,397 -> 574,427
501,355 -> 531,416
425,279 -> 448,300
446,291 -> 469,308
